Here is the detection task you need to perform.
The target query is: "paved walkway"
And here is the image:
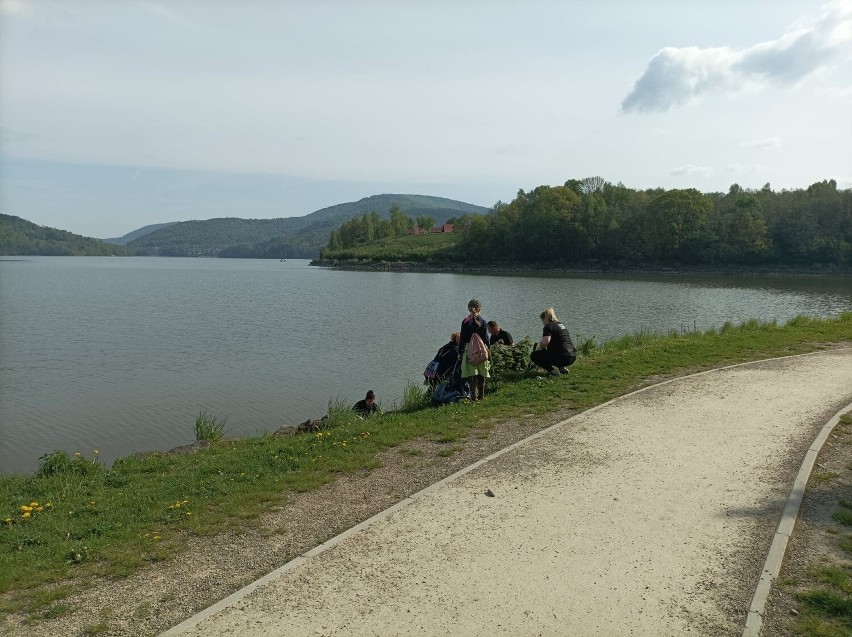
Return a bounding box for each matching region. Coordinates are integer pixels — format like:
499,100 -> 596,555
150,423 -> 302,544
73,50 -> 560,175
164,349 -> 852,637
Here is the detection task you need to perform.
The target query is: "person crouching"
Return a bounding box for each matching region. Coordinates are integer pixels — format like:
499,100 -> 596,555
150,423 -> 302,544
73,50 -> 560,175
531,308 -> 576,375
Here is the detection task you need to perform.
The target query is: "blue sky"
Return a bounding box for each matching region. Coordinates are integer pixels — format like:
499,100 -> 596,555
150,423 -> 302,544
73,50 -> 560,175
1,0 -> 850,237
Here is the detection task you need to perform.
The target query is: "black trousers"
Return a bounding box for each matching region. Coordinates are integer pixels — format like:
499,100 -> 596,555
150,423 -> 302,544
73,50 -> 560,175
531,348 -> 576,372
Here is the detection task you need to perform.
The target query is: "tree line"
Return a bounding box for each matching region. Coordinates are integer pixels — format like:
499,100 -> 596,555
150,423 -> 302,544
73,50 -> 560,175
450,178 -> 851,266
324,205 -> 435,252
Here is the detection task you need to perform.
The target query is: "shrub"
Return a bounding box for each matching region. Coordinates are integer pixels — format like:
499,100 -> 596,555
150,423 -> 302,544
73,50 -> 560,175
490,337 -> 535,376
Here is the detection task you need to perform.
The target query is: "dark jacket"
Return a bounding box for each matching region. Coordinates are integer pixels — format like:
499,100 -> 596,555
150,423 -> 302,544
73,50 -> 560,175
433,342 -> 459,377
459,315 -> 489,355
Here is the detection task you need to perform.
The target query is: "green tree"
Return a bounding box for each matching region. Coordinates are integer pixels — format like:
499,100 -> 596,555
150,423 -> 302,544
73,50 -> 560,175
389,205 -> 414,235
415,215 -> 436,230
640,189 -> 712,260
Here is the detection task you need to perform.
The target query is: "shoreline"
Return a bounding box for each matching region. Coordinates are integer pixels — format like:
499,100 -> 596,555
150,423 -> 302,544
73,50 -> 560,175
309,259 -> 852,277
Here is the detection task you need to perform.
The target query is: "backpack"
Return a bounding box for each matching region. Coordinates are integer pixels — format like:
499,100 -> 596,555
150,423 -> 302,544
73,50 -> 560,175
423,360 -> 440,379
466,333 -> 489,366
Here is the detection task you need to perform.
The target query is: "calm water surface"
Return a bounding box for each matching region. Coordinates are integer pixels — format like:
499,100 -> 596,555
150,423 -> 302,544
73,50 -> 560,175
1,257 -> 850,474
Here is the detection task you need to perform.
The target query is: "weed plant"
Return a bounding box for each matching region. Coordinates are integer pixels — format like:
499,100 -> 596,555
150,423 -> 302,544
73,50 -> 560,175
193,410 -> 226,442
1,312 -> 850,618
400,381 -> 430,413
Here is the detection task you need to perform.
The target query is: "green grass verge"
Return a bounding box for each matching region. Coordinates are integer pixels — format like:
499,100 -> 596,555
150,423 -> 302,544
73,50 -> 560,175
787,414 -> 852,637
1,312 -> 850,619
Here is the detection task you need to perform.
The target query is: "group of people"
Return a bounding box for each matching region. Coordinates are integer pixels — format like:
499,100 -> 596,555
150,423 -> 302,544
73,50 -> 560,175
422,299 -> 577,402
354,299 -> 577,413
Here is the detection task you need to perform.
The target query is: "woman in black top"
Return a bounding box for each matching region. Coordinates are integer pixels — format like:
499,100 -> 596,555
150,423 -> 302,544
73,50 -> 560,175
530,307 -> 576,375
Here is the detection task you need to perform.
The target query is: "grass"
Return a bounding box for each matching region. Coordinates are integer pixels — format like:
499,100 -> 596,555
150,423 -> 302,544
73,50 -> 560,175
0,312 -> 850,620
786,415 -> 852,636
194,409 -> 227,442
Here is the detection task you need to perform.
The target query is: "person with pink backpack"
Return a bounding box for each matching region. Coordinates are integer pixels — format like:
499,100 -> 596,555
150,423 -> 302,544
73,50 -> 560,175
457,299 -> 491,401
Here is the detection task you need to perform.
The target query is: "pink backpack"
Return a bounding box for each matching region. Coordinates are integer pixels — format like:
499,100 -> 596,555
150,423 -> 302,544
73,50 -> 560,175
466,333 -> 489,366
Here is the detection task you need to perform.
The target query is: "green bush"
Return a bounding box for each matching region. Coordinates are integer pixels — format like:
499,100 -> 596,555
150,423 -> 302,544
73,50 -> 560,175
490,337 -> 535,375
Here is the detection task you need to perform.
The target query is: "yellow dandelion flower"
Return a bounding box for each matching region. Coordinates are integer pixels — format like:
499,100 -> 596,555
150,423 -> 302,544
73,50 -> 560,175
45,502 -> 53,508
21,512 -> 31,518
35,506 -> 44,512
29,502 -> 39,507
3,518 -> 11,523
19,505 -> 31,512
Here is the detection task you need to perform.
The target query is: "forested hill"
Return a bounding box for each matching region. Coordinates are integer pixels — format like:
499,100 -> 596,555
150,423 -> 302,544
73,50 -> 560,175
321,179 -> 852,269
0,214 -> 134,256
103,222 -> 177,245
128,194 -> 489,257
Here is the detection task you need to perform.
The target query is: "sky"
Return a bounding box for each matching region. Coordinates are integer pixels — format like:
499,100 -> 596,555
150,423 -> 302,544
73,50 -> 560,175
1,0 -> 850,238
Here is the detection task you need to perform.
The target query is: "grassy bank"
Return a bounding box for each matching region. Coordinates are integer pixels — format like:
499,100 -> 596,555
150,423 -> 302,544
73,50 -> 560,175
2,313 -> 851,620
775,412 -> 852,637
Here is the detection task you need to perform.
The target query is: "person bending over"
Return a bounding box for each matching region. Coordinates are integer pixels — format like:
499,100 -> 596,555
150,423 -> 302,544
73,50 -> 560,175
487,320 -> 514,347
530,308 -> 576,375
353,390 -> 378,416
424,332 -> 460,391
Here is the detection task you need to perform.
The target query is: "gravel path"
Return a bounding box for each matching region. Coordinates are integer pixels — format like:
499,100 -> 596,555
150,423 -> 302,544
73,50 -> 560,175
163,348 -> 852,637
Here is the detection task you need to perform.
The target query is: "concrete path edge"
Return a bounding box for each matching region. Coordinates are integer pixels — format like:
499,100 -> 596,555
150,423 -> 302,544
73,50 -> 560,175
741,399 -> 852,637
159,350 -> 840,637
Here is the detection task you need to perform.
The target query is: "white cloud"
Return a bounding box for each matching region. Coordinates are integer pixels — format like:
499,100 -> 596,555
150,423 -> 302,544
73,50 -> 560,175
671,164 -> 712,177
724,163 -> 766,173
622,1 -> 852,113
739,137 -> 782,150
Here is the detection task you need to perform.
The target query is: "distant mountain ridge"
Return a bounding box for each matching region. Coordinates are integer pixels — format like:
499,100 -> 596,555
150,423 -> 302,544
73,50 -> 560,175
0,214 -> 133,256
103,222 -> 177,245
126,194 -> 489,257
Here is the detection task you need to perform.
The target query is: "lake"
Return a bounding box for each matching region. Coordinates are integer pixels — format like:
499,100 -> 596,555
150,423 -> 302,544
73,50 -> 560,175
1,257 -> 850,474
